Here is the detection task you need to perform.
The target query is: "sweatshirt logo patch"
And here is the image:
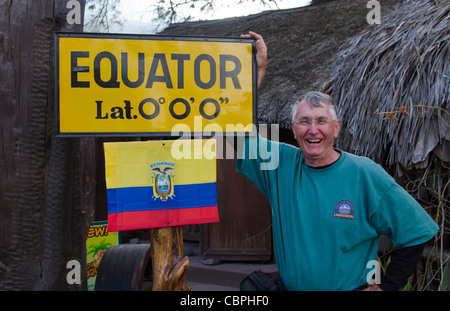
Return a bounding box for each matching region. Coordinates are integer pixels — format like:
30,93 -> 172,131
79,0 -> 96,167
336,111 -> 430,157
333,200 -> 355,219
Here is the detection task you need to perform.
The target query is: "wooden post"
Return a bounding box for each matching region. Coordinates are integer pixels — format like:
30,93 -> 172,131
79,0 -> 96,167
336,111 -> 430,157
150,226 -> 190,291
0,0 -> 89,290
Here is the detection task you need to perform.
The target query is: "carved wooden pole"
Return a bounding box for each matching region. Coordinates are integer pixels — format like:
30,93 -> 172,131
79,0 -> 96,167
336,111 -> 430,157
150,226 -> 190,291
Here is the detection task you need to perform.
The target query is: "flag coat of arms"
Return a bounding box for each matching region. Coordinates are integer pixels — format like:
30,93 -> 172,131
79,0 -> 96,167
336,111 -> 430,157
104,140 -> 219,231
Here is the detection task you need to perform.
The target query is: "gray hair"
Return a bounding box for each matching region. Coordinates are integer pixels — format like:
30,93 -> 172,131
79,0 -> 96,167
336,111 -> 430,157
291,91 -> 338,121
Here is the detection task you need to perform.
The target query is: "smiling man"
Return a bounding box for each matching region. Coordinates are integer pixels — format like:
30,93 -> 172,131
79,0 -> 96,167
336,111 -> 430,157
291,92 -> 341,167
236,32 -> 439,291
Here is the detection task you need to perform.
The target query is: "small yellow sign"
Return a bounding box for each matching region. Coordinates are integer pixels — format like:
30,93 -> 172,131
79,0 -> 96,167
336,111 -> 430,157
55,33 -> 256,136
86,221 -> 120,291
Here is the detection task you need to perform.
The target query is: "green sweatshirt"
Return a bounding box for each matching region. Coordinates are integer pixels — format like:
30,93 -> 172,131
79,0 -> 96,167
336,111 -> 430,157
236,135 -> 438,290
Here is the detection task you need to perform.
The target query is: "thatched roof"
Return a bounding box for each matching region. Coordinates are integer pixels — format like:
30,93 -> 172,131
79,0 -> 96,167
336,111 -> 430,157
323,0 -> 450,173
160,0 -> 402,127
160,0 -> 449,171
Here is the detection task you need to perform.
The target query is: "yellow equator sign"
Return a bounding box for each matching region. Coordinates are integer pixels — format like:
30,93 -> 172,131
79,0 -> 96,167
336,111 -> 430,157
55,33 -> 257,136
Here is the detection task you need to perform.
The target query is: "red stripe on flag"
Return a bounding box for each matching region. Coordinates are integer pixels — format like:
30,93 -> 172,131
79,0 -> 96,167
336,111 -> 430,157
107,206 -> 219,231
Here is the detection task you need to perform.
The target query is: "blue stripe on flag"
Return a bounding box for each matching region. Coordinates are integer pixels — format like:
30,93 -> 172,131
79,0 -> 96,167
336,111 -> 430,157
107,182 -> 217,214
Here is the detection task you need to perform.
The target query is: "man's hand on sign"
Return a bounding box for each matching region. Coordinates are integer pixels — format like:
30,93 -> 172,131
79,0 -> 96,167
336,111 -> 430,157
241,31 -> 267,88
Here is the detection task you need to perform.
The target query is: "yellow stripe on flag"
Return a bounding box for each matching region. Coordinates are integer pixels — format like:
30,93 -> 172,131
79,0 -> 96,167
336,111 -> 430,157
104,139 -> 216,189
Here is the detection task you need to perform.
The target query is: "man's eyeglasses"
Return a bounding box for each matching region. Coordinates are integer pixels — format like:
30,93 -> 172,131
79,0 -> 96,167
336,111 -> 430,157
292,119 -> 337,128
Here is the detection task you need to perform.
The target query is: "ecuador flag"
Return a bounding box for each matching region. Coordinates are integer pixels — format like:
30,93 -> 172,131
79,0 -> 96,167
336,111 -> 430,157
104,140 -> 219,231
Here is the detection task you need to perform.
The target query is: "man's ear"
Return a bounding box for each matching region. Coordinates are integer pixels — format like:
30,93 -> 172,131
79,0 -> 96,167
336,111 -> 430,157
334,119 -> 341,138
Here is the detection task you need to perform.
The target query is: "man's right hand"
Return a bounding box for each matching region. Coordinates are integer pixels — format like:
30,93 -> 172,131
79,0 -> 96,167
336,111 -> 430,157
241,31 -> 267,88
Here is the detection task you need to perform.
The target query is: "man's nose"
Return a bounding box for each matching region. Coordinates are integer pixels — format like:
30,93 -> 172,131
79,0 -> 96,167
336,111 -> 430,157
308,122 -> 320,133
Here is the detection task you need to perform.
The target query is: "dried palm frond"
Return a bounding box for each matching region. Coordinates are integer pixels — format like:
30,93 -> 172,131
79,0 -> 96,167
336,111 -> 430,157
323,2 -> 449,288
323,0 -> 449,174
160,0 -> 402,130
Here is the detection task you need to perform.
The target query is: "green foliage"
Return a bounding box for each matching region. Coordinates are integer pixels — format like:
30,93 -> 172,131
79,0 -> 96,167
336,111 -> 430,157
88,239 -> 112,257
440,260 -> 450,291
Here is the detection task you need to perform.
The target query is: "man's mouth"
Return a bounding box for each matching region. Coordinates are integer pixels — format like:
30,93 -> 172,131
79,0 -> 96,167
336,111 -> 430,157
306,139 -> 323,145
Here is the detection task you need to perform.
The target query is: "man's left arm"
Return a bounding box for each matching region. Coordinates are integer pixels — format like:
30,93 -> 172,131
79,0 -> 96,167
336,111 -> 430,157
366,181 -> 439,291
380,242 -> 426,290
362,242 -> 426,291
